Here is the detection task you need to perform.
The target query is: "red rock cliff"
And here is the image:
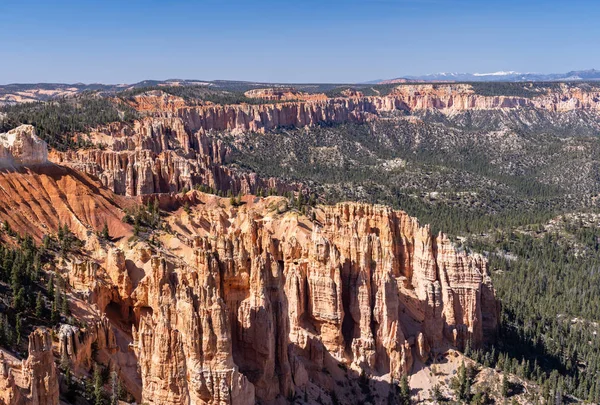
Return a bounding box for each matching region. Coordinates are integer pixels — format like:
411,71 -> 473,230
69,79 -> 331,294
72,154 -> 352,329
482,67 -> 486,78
0,164 -> 499,404
50,84 -> 600,197
101,196 -> 499,404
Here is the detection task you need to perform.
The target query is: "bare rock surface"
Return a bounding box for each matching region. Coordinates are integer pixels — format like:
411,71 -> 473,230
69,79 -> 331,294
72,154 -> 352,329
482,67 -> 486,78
0,153 -> 499,404
0,125 -> 48,167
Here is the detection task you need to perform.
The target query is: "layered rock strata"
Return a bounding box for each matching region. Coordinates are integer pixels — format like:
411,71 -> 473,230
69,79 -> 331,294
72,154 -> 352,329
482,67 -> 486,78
78,195 -> 498,404
389,83 -> 600,112
51,84 -> 600,197
23,329 -> 59,405
0,163 -> 499,404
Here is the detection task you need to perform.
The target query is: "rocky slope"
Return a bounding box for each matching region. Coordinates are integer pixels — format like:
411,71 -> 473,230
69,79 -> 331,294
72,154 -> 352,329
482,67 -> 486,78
0,164 -> 498,404
0,163 -> 130,242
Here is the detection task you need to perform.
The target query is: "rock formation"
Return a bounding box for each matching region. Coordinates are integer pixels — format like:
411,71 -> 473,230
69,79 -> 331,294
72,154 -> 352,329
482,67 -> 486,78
389,83 -> 600,113
22,328 -> 59,405
6,82 -> 595,403
0,164 -> 130,241
244,88 -> 328,102
0,352 -> 23,405
125,198 -> 498,403
0,125 -> 48,167
48,84 -> 600,198
50,117 -> 297,197
73,193 -> 496,404
0,163 -> 499,404
150,84 -> 600,136
58,319 -> 117,373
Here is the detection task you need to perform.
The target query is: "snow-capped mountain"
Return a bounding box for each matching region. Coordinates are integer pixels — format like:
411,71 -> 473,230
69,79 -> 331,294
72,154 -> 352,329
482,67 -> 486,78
379,69 -> 600,83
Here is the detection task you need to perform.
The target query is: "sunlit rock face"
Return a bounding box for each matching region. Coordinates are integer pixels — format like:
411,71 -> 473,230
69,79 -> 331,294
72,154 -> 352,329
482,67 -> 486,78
119,198 -> 498,404
0,125 -> 48,167
50,84 -> 600,198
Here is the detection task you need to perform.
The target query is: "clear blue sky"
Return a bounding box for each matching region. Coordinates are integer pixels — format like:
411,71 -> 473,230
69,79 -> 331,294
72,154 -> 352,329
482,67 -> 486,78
1,0 -> 599,84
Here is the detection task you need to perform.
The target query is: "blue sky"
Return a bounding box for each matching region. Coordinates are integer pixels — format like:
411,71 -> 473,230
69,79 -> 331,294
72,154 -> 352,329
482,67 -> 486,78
1,0 -> 599,84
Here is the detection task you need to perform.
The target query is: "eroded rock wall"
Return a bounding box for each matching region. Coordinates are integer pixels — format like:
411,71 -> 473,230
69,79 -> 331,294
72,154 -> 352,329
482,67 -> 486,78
0,163 -> 499,404
51,84 -> 600,197
390,83 -> 600,112
50,117 -> 295,197
23,329 -> 59,405
100,198 -> 499,404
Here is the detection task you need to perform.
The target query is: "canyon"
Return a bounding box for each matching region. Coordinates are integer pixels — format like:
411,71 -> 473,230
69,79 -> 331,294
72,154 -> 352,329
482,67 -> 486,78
47,83 -> 600,198
2,81 -> 599,404
0,127 -> 499,404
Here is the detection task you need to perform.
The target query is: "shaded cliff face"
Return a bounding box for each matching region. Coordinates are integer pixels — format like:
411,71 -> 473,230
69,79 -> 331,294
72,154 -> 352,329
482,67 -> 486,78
0,167 -> 497,404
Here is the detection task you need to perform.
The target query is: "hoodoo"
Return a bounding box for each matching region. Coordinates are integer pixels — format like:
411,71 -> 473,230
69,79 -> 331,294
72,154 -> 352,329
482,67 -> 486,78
0,1 -> 598,402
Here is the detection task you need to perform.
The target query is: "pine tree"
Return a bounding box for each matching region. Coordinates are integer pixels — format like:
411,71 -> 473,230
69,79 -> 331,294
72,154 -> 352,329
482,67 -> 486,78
46,276 -> 54,297
35,291 -> 44,317
61,291 -> 70,316
465,374 -> 472,403
133,216 -> 141,237
94,364 -> 104,405
57,222 -> 65,241
399,375 -> 411,405
101,222 -> 110,239
452,360 -> 470,402
464,338 -> 472,357
51,300 -> 60,324
430,384 -> 444,403
2,220 -> 11,235
110,371 -> 122,405
10,261 -> 22,292
502,373 -> 510,398
12,287 -> 25,311
15,314 -> 22,344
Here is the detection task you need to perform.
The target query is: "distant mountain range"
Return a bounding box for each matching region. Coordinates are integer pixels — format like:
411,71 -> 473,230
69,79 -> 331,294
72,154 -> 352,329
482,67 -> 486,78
2,70 -> 600,106
378,69 -> 600,83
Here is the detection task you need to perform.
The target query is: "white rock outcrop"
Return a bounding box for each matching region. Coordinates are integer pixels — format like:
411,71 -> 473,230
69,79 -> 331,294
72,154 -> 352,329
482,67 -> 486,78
0,125 -> 48,167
